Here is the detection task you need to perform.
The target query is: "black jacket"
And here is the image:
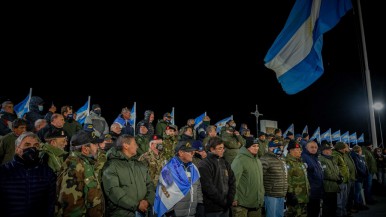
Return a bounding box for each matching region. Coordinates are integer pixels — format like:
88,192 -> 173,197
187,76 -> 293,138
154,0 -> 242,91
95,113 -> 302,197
198,152 -> 236,212
0,155 -> 56,217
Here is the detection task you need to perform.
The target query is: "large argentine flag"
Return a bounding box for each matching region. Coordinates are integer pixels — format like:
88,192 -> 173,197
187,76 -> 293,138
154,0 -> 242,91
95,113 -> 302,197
341,131 -> 349,143
75,97 -> 90,125
310,127 -> 320,143
332,130 -> 341,142
264,0 -> 352,94
14,88 -> 32,118
357,133 -> 364,143
153,157 -> 200,217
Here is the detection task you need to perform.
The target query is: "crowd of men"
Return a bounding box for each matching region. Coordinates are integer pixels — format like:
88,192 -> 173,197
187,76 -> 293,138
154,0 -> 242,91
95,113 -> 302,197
0,97 -> 385,217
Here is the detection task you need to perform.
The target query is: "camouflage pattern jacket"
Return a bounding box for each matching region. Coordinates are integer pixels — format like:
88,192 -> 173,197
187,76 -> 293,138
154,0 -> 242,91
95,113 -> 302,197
162,135 -> 178,161
56,151 -> 105,217
257,138 -> 269,158
285,154 -> 310,204
102,148 -> 155,216
138,150 -> 167,186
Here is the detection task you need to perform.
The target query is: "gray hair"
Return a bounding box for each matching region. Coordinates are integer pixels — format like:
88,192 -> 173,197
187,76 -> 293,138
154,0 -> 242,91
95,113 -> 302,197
15,132 -> 40,147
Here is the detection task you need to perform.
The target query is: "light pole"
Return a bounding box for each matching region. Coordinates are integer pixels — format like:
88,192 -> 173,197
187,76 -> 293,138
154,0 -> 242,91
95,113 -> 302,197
373,102 -> 384,148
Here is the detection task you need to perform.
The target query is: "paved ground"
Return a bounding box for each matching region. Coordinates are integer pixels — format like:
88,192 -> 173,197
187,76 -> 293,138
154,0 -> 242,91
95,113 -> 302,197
353,194 -> 386,217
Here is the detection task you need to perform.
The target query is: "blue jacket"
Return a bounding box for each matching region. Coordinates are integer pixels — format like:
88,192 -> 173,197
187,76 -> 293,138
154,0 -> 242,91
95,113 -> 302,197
350,151 -> 368,182
114,114 -> 134,136
301,149 -> 324,199
0,155 -> 56,217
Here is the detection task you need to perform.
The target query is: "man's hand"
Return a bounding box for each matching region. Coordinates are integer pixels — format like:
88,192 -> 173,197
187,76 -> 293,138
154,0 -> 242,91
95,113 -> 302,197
138,200 -> 149,212
232,201 -> 238,207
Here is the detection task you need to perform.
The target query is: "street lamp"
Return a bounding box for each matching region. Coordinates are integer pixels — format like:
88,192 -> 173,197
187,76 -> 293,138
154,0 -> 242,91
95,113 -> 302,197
373,102 -> 384,148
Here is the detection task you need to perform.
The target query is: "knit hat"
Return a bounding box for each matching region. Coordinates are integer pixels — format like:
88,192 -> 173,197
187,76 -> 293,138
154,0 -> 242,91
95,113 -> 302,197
245,138 -> 259,148
287,140 -> 301,151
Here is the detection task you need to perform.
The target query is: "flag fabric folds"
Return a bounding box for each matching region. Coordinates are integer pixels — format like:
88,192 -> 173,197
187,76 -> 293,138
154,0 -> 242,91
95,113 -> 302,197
332,130 -> 341,142
215,115 -> 233,133
341,131 -> 349,143
153,157 -> 200,217
129,102 -> 136,126
302,125 -> 308,134
320,128 -> 331,142
14,89 -> 32,118
75,99 -> 90,125
283,123 -> 294,138
349,132 -> 357,144
194,112 -> 206,130
310,127 -> 320,143
357,133 -> 364,143
171,107 -> 175,125
264,0 -> 353,94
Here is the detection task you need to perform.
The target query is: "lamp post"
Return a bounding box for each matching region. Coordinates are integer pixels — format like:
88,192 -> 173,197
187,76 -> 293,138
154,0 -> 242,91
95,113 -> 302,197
373,102 -> 384,148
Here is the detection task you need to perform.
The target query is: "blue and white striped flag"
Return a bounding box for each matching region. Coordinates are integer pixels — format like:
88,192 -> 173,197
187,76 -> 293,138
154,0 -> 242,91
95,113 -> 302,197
129,102 -> 136,126
283,123 -> 294,138
215,115 -> 233,133
302,125 -> 308,134
194,112 -> 206,130
75,97 -> 90,125
14,88 -> 32,118
153,157 -> 200,217
264,0 -> 353,94
341,131 -> 349,143
310,127 -> 320,143
349,132 -> 357,145
321,128 -> 331,142
332,130 -> 341,142
357,133 -> 364,143
170,107 -> 175,125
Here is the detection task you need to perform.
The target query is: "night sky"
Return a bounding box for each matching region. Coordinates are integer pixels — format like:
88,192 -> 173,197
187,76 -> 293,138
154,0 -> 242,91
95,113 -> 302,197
2,1 -> 385,144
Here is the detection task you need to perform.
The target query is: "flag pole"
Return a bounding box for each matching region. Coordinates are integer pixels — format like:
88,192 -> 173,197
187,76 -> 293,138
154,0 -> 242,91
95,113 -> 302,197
87,96 -> 91,116
356,0 -> 378,147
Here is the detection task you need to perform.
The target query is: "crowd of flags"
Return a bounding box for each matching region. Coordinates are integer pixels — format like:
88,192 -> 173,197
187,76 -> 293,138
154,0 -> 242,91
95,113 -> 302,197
282,123 -> 365,145
14,89 -> 367,145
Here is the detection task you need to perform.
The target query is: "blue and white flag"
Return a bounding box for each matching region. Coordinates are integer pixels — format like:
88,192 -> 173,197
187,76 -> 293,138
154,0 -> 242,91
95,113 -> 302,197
341,131 -> 349,143
321,128 -> 331,142
215,115 -> 233,133
170,107 -> 175,125
14,88 -> 32,118
129,102 -> 136,126
310,127 -> 320,143
194,112 -> 206,130
75,97 -> 90,125
349,132 -> 357,145
302,125 -> 308,134
283,123 -> 294,138
332,130 -> 341,142
153,157 -> 200,217
357,133 -> 364,143
264,0 -> 353,94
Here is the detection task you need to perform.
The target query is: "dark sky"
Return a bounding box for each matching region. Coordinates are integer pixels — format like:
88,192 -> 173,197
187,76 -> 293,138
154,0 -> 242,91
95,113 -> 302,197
2,1 -> 385,144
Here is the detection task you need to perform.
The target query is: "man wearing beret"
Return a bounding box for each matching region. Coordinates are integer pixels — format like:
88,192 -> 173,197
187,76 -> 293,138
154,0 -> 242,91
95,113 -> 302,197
231,138 -> 264,217
40,128 -> 68,175
260,139 -> 288,217
285,140 -> 310,217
